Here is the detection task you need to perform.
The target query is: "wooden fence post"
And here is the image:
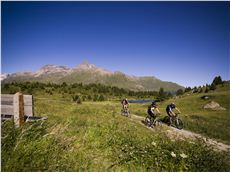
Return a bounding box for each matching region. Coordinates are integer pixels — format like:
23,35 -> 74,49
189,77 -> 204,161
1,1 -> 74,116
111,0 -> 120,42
13,92 -> 24,127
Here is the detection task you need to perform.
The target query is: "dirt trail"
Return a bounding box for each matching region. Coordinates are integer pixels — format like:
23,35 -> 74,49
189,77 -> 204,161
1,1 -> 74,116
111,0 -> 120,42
130,114 -> 230,152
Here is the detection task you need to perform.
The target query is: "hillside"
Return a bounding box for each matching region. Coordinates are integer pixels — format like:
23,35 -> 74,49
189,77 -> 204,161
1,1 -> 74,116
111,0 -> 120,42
131,81 -> 230,144
2,62 -> 183,92
167,82 -> 230,144
2,99 -> 230,171
2,81 -> 230,171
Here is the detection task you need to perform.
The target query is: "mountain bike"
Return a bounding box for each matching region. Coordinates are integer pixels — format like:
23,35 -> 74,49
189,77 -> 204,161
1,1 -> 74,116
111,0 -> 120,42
145,113 -> 162,127
163,113 -> 183,130
121,107 -> 130,117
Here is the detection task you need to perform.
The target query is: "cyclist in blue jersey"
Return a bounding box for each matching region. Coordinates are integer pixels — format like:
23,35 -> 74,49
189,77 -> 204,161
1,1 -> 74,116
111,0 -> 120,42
166,103 -> 181,126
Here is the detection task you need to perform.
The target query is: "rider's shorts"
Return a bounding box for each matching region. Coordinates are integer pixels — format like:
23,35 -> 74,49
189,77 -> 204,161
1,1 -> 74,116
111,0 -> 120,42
123,104 -> 128,109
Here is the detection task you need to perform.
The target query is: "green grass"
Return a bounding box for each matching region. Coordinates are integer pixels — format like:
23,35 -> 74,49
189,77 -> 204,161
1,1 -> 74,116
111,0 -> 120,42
130,83 -> 230,144
2,97 -> 230,171
161,84 -> 230,144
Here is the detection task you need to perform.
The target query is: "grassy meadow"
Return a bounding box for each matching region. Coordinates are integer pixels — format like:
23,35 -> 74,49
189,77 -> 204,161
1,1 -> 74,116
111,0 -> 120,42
131,83 -> 230,144
2,96 -> 230,171
2,82 -> 230,171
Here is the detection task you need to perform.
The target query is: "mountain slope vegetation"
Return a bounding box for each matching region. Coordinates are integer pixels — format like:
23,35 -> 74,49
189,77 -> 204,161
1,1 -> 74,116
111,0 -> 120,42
2,62 -> 183,92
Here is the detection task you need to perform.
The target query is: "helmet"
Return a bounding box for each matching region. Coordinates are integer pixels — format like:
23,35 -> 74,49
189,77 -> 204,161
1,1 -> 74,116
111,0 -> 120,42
171,102 -> 176,108
152,101 -> 156,106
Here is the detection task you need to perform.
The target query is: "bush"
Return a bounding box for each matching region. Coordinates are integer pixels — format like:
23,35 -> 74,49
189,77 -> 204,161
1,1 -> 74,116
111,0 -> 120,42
98,95 -> 105,101
212,76 -> 223,85
76,97 -> 82,104
176,89 -> 184,96
210,83 -> 216,90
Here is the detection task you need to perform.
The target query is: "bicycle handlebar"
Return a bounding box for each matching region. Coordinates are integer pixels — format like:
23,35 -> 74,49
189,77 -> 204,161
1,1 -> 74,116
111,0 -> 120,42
174,112 -> 181,116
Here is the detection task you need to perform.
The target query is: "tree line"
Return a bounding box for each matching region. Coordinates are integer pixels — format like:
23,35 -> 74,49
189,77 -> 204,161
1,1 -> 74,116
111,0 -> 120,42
1,82 -> 174,102
2,76 -> 226,103
176,76 -> 226,96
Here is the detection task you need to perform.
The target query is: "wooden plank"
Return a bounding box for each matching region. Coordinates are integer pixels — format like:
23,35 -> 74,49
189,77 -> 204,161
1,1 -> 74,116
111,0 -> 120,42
13,93 -> 25,127
1,93 -> 35,126
1,114 -> 13,121
25,116 -> 48,122
1,94 -> 14,99
13,93 -> 19,127
1,94 -> 33,117
1,94 -> 14,105
1,94 -> 32,105
1,105 -> 33,116
24,95 -> 33,116
24,106 -> 33,116
1,105 -> 14,115
1,101 -> 13,105
23,95 -> 33,105
19,93 -> 24,127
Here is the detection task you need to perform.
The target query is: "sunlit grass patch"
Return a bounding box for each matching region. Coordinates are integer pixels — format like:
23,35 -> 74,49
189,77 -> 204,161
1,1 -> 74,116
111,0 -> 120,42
2,93 -> 230,171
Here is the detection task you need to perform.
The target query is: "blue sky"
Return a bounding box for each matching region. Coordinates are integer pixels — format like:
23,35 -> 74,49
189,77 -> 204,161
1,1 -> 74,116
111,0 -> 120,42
1,2 -> 229,87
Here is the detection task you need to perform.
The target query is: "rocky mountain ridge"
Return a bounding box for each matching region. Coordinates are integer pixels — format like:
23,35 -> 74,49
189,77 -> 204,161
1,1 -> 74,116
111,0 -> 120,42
2,62 -> 184,92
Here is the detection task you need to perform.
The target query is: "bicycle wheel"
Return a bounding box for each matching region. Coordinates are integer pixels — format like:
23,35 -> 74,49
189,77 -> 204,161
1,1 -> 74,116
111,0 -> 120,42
175,118 -> 183,130
123,109 -> 127,117
145,116 -> 151,127
127,110 -> 131,118
154,118 -> 162,126
124,110 -> 128,117
162,116 -> 170,125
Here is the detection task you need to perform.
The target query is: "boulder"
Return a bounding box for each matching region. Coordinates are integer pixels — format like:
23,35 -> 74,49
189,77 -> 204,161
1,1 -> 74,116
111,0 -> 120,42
203,101 -> 226,111
201,95 -> 210,100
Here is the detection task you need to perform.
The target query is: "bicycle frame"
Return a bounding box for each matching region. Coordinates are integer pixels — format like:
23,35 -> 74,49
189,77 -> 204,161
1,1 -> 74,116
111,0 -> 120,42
169,113 -> 183,129
146,113 -> 161,127
121,107 -> 130,117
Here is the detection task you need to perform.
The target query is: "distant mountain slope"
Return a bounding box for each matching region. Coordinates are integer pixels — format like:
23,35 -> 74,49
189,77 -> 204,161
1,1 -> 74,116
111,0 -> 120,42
2,62 -> 184,92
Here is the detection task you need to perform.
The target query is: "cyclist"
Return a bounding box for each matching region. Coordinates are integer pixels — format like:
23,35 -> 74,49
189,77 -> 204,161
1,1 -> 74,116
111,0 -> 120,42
166,103 -> 181,126
121,98 -> 129,111
147,101 -> 161,126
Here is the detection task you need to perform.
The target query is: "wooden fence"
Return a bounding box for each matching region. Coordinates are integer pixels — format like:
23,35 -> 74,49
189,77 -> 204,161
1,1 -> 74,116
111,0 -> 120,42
1,92 -> 33,127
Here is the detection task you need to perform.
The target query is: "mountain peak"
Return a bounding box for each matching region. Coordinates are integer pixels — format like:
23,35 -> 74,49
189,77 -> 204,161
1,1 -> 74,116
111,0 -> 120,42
75,61 -> 113,75
40,64 -> 70,70
2,62 -> 183,91
35,64 -> 71,77
77,61 -> 96,70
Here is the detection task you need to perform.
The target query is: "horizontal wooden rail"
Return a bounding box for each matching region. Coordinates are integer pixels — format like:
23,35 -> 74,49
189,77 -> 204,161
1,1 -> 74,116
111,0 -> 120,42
1,93 -> 34,127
